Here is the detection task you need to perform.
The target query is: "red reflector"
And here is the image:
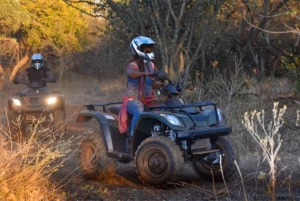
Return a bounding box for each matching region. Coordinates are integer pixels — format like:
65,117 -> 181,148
78,115 -> 85,122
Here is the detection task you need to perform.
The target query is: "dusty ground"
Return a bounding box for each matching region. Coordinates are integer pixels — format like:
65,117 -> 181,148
2,81 -> 300,201
48,104 -> 300,201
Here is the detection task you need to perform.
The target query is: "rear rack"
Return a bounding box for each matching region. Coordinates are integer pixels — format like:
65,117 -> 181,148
84,102 -> 122,113
13,91 -> 61,96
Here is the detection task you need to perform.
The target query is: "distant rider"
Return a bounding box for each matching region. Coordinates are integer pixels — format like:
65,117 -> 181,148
14,53 -> 56,93
118,36 -> 162,136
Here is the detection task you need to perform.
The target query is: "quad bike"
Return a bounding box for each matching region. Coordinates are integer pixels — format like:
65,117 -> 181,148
77,70 -> 239,186
7,81 -> 66,141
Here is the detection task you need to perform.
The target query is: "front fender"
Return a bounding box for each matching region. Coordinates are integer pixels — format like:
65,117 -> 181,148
130,112 -> 187,156
136,111 -> 187,133
76,110 -> 116,152
57,95 -> 65,110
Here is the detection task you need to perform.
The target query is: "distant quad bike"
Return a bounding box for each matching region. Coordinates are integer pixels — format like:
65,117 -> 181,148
77,70 -> 239,186
7,81 -> 66,141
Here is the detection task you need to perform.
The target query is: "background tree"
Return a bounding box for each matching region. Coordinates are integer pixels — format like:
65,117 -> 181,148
0,0 -> 30,89
2,0 -> 299,101
62,0 -> 300,113
0,0 -> 97,86
63,0 -> 229,96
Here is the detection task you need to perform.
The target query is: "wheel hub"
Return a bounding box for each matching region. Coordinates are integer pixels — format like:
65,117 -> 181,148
147,152 -> 167,174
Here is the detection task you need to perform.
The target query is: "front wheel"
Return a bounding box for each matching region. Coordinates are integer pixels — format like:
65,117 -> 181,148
7,111 -> 26,143
134,136 -> 184,186
193,137 -> 238,181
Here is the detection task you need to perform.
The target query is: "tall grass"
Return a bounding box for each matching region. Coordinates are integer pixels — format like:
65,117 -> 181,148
0,122 -> 73,200
0,76 -> 126,200
242,102 -> 286,201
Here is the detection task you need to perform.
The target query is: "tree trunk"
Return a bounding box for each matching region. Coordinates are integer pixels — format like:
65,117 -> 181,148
0,64 -> 5,90
270,177 -> 276,201
9,55 -> 29,82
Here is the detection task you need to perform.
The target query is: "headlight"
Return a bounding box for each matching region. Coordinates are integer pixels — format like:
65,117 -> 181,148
160,114 -> 184,127
217,108 -> 223,122
12,98 -> 21,106
47,97 -> 57,105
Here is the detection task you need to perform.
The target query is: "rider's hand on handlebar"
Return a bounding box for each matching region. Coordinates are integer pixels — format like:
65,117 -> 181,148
148,72 -> 158,78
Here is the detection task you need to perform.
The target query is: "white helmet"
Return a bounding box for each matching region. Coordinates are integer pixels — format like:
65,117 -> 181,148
31,53 -> 44,70
129,36 -> 156,62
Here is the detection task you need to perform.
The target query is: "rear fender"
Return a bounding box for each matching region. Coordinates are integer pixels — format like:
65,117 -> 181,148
76,110 -> 115,152
8,99 -> 13,111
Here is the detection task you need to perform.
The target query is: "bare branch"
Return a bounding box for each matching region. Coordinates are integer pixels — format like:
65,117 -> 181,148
244,15 -> 300,35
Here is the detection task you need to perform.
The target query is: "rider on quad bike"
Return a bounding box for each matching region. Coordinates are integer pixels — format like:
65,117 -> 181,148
77,36 -> 238,186
14,53 -> 57,89
8,53 -> 66,141
118,36 -> 162,137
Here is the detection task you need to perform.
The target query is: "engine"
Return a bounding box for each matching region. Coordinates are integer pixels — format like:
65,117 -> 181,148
151,123 -> 177,141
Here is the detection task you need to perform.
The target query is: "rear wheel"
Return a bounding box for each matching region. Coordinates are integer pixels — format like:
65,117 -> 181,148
134,136 -> 184,186
79,119 -> 117,180
193,137 -> 238,181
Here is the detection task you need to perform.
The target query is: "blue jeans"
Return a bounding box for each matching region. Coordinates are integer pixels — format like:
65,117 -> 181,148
127,100 -> 144,136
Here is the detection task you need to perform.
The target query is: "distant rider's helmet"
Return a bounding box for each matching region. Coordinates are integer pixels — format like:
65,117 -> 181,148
129,36 -> 156,63
31,53 -> 44,70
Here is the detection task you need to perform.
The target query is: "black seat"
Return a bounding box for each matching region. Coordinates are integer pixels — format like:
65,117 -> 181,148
109,104 -> 122,115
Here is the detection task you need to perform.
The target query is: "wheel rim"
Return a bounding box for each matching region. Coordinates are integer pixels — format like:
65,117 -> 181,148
144,150 -> 168,175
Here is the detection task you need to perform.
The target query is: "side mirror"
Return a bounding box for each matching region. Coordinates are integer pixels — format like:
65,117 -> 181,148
175,84 -> 182,93
156,69 -> 170,81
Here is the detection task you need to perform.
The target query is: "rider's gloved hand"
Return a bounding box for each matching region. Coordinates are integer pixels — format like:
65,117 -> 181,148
148,72 -> 158,77
14,78 -> 29,85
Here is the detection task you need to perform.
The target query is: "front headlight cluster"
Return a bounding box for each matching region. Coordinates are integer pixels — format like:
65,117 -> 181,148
12,98 -> 22,106
160,114 -> 184,127
46,96 -> 57,105
217,108 -> 223,123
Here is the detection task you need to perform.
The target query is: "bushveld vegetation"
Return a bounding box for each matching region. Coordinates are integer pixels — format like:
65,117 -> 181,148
0,0 -> 300,200
0,119 -> 73,200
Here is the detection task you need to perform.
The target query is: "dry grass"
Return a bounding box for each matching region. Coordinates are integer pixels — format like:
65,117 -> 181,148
0,126 -> 73,200
242,102 -> 286,201
0,76 -> 125,200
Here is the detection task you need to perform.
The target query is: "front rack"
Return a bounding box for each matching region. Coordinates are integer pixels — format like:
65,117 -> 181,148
148,101 -> 217,110
148,101 -> 220,127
